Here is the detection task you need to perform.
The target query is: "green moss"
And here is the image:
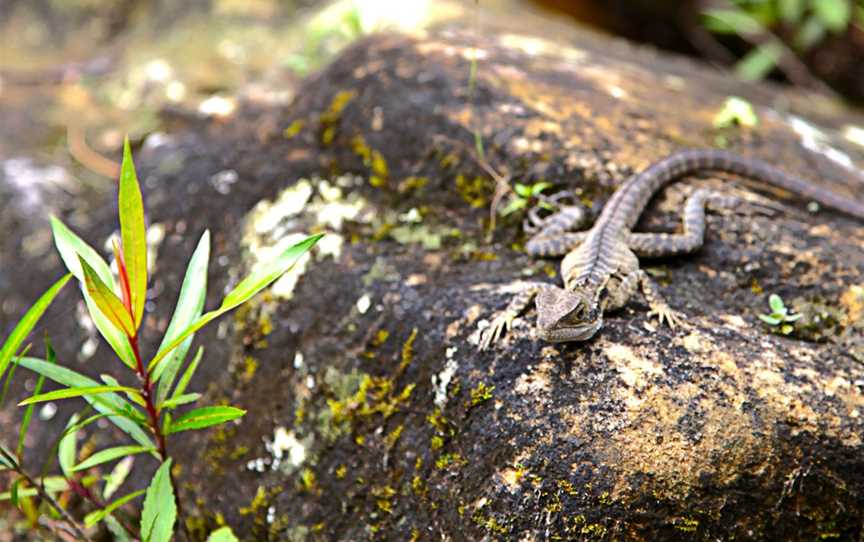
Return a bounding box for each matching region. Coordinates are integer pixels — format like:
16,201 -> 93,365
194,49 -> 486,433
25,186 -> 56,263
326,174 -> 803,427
580,523 -> 607,537
557,479 -> 579,497
283,119 -> 305,139
319,90 -> 357,145
471,512 -> 510,535
300,468 -> 317,492
384,425 -> 404,449
351,135 -> 389,187
672,517 -> 699,533
239,486 -> 268,516
469,382 -> 494,406
399,328 -> 418,373
434,453 -> 466,470
323,368 -> 415,441
411,475 -> 428,498
370,328 -> 390,347
455,174 -> 493,208
240,356 -> 258,384
399,176 -> 429,193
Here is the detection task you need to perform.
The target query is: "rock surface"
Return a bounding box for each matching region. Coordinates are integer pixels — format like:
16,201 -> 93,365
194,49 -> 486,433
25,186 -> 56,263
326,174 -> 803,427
3,7 -> 864,542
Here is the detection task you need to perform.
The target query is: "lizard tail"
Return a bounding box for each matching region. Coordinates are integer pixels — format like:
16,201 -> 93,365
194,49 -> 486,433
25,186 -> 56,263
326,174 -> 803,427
685,148 -> 864,220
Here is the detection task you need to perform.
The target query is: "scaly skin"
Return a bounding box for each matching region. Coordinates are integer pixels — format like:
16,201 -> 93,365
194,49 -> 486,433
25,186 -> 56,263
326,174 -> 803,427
479,149 -> 864,348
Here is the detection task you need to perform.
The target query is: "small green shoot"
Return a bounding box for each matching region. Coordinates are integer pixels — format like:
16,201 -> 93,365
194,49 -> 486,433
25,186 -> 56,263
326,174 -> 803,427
500,182 -> 553,216
758,293 -> 803,334
714,97 -> 759,129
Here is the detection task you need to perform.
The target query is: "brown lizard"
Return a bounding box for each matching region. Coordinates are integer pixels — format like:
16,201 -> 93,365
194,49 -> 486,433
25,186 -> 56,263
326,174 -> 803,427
479,148 -> 864,348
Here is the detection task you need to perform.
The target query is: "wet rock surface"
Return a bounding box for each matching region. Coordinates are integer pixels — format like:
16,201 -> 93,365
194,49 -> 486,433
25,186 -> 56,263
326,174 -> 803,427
3,11 -> 864,542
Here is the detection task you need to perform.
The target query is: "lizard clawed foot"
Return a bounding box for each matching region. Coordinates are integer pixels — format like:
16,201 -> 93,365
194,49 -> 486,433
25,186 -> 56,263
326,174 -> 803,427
647,304 -> 686,330
478,311 -> 516,350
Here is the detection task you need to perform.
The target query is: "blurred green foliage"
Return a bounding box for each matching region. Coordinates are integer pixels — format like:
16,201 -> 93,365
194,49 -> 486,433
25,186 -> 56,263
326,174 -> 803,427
702,0 -> 864,81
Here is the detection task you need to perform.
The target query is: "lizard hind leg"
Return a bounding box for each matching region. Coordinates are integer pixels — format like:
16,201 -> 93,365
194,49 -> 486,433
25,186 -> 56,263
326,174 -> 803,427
627,188 -> 782,258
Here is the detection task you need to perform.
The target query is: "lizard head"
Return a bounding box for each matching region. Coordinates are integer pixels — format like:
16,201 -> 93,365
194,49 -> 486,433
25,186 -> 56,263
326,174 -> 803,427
535,286 -> 603,342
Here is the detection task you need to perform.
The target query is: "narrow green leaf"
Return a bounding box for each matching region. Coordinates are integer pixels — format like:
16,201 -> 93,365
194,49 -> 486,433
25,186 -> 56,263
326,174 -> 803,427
702,8 -> 762,34
794,16 -> 828,50
17,340 -> 53,458
84,489 -> 146,528
119,137 -> 148,329
141,459 -> 176,542
0,447 -> 12,468
172,346 -> 203,399
15,357 -> 153,448
0,476 -> 68,501
0,346 -> 27,407
206,526 -> 240,542
10,478 -> 21,507
50,217 -> 136,367
85,290 -> 138,370
785,313 -> 804,322
103,455 -> 135,500
154,231 -> 210,402
50,216 -> 114,286
73,445 -> 153,472
0,274 -> 71,382
19,385 -> 140,406
80,256 -> 135,337
166,405 -> 246,434
813,0 -> 852,32
220,234 -> 323,310
735,42 -> 783,80
158,393 -> 201,411
148,234 -> 322,374
758,314 -> 782,325
530,182 -> 552,196
101,374 -> 147,407
58,413 -> 80,478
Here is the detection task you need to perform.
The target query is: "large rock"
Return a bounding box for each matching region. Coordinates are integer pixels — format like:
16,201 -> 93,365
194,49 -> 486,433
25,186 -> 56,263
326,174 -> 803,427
3,7 -> 864,542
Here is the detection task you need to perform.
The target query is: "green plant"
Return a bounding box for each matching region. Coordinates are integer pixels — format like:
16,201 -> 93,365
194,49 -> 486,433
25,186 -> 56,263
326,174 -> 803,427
0,138 -> 320,540
758,293 -> 803,334
701,0 -> 863,82
499,182 -> 553,216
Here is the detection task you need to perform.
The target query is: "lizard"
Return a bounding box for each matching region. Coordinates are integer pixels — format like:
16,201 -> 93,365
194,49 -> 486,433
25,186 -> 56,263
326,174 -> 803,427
478,148 -> 864,348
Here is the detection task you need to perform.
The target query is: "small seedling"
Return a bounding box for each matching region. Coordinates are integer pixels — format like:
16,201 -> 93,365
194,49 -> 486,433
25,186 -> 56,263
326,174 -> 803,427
500,182 -> 553,216
713,96 -> 758,129
758,294 -> 803,335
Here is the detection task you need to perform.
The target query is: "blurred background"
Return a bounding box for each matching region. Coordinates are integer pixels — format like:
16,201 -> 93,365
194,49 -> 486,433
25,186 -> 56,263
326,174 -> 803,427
1,0 -> 862,181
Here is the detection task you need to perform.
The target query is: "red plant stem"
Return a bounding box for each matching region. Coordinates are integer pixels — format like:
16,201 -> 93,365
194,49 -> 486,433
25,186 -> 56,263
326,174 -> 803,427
127,333 -> 190,541
128,335 -> 166,459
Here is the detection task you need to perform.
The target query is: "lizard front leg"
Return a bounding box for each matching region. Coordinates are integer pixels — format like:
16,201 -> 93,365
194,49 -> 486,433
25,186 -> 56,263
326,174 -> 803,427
478,282 -> 549,350
637,269 -> 685,329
